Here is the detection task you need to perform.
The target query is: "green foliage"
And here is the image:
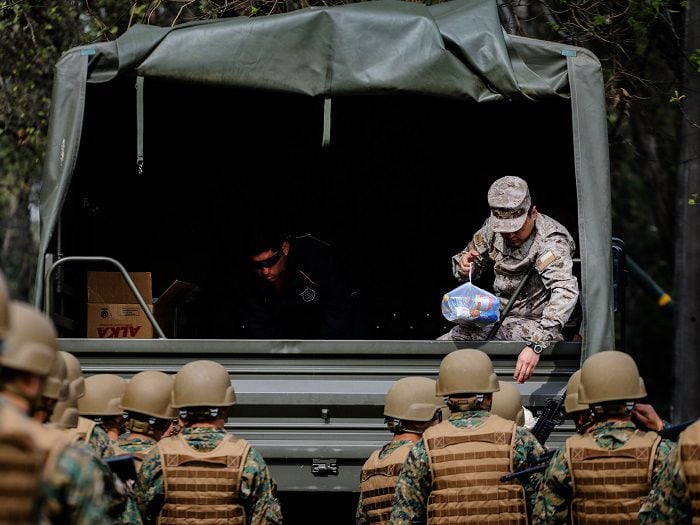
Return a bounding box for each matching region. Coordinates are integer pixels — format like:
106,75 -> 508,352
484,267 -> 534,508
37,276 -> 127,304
690,49 -> 700,71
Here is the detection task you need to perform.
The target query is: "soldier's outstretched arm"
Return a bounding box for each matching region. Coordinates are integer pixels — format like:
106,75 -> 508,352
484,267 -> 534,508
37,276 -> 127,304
531,448 -> 572,525
533,234 -> 579,345
389,441 -> 431,525
240,448 -> 283,525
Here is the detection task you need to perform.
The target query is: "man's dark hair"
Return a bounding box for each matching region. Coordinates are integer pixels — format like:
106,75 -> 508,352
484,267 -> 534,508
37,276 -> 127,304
245,230 -> 287,257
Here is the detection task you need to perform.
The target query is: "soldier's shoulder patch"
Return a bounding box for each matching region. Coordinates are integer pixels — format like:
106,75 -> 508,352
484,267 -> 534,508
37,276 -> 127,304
535,251 -> 558,272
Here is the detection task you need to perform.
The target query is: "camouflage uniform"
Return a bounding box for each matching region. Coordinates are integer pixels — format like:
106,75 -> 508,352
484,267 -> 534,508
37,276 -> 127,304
114,435 -> 156,458
113,436 -> 155,525
0,397 -> 114,525
440,213 -> 579,345
532,420 -> 677,524
356,439 -> 414,525
390,409 -> 546,524
638,430 -> 692,523
135,426 -> 282,525
78,416 -> 116,459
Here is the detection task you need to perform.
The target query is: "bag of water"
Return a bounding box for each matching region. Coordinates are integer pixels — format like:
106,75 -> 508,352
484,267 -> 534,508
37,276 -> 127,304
441,281 -> 500,325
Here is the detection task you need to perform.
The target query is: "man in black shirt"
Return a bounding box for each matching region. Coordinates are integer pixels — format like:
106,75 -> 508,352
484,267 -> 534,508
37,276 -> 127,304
242,232 -> 356,339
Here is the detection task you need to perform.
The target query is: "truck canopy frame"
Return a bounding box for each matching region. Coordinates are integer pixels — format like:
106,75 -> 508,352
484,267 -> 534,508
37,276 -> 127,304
37,0 -> 613,355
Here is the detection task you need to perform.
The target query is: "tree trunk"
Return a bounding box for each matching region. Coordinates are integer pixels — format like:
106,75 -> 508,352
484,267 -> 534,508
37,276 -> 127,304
672,1 -> 700,422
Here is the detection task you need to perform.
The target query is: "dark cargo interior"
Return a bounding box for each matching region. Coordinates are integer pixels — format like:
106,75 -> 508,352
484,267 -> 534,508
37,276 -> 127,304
49,75 -> 579,340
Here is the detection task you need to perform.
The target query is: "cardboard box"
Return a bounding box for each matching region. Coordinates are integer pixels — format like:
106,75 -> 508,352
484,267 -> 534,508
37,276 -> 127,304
87,272 -> 199,339
153,280 -> 199,338
87,272 -> 154,339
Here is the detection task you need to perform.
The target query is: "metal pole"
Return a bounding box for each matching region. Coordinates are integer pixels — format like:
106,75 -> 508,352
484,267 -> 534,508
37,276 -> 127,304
43,256 -> 167,339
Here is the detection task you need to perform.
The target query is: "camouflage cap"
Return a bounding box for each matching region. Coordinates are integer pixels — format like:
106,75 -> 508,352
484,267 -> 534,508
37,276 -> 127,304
487,176 -> 531,233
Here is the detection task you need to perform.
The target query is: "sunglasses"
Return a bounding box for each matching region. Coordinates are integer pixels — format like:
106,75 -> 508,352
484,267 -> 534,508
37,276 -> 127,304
251,250 -> 282,269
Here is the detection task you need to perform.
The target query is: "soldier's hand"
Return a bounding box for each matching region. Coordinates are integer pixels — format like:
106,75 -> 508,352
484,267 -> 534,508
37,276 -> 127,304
457,250 -> 480,276
632,403 -> 664,432
514,346 -> 540,384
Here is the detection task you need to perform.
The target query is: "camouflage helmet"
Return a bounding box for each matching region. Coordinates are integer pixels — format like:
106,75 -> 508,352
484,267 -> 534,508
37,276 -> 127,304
120,371 -> 177,420
491,381 -> 525,426
43,349 -> 69,401
171,360 -> 235,409
383,377 -> 444,422
78,374 -> 127,417
0,270 -> 9,339
564,370 -> 588,414
437,349 -> 500,396
0,302 -> 58,377
50,383 -> 80,429
60,351 -> 85,399
578,351 -> 646,405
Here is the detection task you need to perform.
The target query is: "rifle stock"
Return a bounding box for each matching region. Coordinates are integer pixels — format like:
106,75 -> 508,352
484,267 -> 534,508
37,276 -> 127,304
530,393 -> 566,445
500,450 -> 557,482
658,418 -> 698,441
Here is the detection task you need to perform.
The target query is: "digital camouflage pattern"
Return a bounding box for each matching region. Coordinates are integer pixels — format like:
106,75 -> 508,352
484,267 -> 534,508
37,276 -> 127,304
82,419 -> 116,459
390,410 -> 546,525
441,213 -> 579,346
115,435 -> 156,456
135,426 -> 282,525
114,436 -> 155,525
356,439 -> 414,525
487,176 -> 531,233
0,395 -> 114,525
44,442 -> 127,525
532,420 -> 677,525
638,441 -> 692,524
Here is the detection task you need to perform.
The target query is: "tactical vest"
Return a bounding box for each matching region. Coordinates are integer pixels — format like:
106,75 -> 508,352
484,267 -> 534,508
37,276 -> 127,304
566,429 -> 660,524
359,441 -> 413,524
680,420 -> 700,524
423,415 -> 527,525
0,405 -> 45,525
158,433 -> 250,525
0,403 -> 73,525
112,442 -> 152,472
76,416 -> 97,442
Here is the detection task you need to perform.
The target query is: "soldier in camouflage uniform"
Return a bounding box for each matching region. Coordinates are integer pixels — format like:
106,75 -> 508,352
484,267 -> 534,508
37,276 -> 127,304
532,351 -> 676,525
491,380 -> 526,426
356,377 -> 444,525
31,344 -> 68,425
79,373 -> 127,441
638,418 -> 698,523
135,360 -> 283,525
0,298 -> 113,524
61,351 -> 116,458
390,349 -> 546,524
60,351 -> 114,459
112,371 -> 177,525
439,176 -> 579,384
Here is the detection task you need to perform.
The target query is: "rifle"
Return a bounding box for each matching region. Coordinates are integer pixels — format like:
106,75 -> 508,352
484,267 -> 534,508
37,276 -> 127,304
530,389 -> 567,445
500,450 -> 557,482
658,418 -> 698,441
486,268 -> 534,341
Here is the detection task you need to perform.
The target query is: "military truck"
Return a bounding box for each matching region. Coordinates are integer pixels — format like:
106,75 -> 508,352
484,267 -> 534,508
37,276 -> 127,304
36,0 -> 614,520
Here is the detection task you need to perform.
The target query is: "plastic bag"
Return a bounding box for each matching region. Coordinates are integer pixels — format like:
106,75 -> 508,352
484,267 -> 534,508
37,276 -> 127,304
441,268 -> 500,325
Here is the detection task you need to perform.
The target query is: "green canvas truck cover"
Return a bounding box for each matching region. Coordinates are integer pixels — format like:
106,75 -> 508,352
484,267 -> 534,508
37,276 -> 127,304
37,0 -> 613,356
